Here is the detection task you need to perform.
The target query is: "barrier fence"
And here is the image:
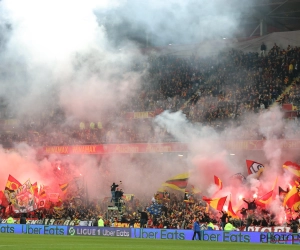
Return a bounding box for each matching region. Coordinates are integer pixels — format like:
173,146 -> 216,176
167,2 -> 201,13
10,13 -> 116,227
0,224 -> 300,244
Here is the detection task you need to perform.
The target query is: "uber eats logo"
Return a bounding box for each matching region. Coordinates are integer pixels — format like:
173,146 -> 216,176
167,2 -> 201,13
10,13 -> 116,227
133,229 -> 185,240
202,232 -> 250,243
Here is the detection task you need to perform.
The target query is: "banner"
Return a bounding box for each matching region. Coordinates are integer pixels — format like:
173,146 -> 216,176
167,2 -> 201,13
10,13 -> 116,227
125,111 -> 156,119
0,223 -> 299,244
68,226 -> 131,237
4,179 -> 36,213
131,228 -> 300,244
41,140 -> 300,156
0,224 -> 67,235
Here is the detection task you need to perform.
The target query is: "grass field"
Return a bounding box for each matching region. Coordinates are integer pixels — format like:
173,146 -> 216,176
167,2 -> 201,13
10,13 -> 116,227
0,234 -> 299,250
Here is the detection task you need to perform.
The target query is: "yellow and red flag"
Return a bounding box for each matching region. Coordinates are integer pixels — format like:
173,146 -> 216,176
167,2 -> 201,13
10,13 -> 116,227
283,185 -> 300,210
5,175 -> 21,190
203,196 -> 227,211
59,183 -> 69,194
227,197 -> 238,218
255,190 -> 273,207
255,177 -> 277,207
283,161 -> 300,178
162,172 -> 189,192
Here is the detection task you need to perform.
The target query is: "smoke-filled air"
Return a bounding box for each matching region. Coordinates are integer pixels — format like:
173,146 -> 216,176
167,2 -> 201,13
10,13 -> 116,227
0,0 -> 300,229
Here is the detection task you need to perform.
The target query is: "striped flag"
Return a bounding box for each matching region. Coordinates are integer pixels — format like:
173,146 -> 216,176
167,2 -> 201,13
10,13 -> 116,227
203,196 -> 227,211
162,172 -> 189,192
214,175 -> 222,190
283,185 -> 300,210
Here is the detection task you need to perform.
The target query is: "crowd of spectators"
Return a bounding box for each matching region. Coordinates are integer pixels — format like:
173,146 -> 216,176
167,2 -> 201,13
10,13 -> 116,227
0,43 -> 300,147
1,189 -> 299,231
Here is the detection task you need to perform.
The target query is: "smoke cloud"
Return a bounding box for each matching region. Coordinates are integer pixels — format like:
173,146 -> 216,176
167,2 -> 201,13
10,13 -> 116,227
0,0 -> 296,222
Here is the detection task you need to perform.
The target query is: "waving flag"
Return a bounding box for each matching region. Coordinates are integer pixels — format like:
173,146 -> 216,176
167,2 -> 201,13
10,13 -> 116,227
227,197 -> 238,218
246,160 -> 264,175
283,185 -> 300,210
214,175 -> 222,190
162,172 -> 189,191
255,177 -> 277,207
255,190 -> 273,207
5,175 -> 22,191
283,161 -> 300,178
203,196 -> 227,211
59,183 -> 69,194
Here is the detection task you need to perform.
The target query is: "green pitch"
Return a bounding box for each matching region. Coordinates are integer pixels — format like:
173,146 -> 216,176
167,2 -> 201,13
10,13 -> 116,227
0,234 -> 299,250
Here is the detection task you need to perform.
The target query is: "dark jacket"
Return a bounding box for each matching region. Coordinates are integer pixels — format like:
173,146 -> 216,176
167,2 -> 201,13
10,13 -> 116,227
20,216 -> 27,225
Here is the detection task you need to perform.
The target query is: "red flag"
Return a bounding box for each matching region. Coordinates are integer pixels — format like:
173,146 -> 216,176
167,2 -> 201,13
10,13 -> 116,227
246,160 -> 264,175
204,196 -> 227,211
214,176 -> 222,190
5,175 -> 22,190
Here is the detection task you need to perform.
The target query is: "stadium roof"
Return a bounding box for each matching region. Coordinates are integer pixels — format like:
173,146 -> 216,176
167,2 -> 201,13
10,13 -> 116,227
240,0 -> 300,37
